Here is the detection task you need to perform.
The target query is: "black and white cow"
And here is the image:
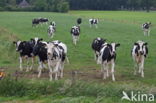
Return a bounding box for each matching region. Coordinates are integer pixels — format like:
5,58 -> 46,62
50,21 -> 56,31
131,40 -> 148,77
91,37 -> 106,63
71,26 -> 80,45
77,18 -> 82,26
97,43 -> 120,81
32,18 -> 40,27
39,18 -> 49,24
48,22 -> 56,38
33,40 -> 48,78
142,22 -> 151,36
46,41 -> 68,81
89,19 -> 98,28
13,40 -> 35,71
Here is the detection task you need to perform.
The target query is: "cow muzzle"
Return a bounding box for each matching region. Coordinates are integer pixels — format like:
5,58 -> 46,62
139,51 -> 144,55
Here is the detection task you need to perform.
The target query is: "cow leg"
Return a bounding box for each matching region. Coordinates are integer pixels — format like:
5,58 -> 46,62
19,57 -> 23,71
60,62 -> 65,78
111,60 -> 115,81
54,61 -> 60,80
48,60 -> 53,81
140,58 -> 145,78
38,61 -> 44,78
77,36 -> 79,41
133,60 -> 138,75
102,62 -> 107,80
26,58 -> 30,72
72,36 -> 76,45
29,57 -> 34,71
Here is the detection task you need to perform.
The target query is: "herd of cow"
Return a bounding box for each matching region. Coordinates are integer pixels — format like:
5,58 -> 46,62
13,17 -> 151,81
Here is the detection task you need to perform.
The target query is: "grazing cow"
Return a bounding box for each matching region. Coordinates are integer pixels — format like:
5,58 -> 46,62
46,41 -> 68,81
33,41 -> 48,78
13,40 -> 35,71
77,18 -> 82,26
97,43 -> 120,81
89,19 -> 98,28
131,40 -> 148,77
142,22 -> 151,36
39,18 -> 49,25
32,18 -> 40,27
71,26 -> 80,45
91,37 -> 106,63
48,23 -> 56,38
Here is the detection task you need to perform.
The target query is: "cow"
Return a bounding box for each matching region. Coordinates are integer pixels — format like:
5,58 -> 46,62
131,40 -> 148,77
39,18 -> 49,25
50,21 -> 56,30
97,42 -> 120,81
91,37 -> 106,63
46,41 -> 68,81
89,19 -> 98,28
71,26 -> 80,45
32,18 -> 40,27
77,18 -> 82,26
48,23 -> 56,38
33,40 -> 48,78
13,40 -> 35,71
142,22 -> 151,36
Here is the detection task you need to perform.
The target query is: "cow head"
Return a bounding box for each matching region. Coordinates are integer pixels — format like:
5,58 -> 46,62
108,43 -> 120,56
13,40 -> 27,52
46,43 -> 56,59
13,40 -> 21,51
30,37 -> 43,46
71,26 -> 80,35
134,41 -> 148,55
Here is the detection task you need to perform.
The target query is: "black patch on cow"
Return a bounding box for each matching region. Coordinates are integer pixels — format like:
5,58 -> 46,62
33,42 -> 47,62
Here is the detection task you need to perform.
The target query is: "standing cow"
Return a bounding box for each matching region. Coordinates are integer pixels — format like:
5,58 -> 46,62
71,26 -> 80,45
33,40 -> 48,78
142,22 -> 151,36
97,42 -> 120,81
89,19 -> 98,28
13,40 -> 35,71
131,40 -> 148,77
77,18 -> 82,26
32,18 -> 40,27
46,41 -> 68,81
48,23 -> 56,38
91,37 -> 106,63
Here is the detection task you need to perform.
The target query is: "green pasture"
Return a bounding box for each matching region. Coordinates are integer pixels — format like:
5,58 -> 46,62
0,11 -> 156,103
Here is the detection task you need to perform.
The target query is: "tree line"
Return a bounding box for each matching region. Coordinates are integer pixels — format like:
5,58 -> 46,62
0,0 -> 156,12
0,0 -> 69,12
70,0 -> 156,12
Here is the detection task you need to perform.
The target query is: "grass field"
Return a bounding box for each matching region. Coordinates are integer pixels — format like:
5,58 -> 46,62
0,11 -> 156,103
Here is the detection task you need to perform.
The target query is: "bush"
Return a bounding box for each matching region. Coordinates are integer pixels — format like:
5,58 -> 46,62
0,76 -> 27,97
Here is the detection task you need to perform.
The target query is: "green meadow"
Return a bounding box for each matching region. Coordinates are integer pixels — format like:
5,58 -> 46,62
0,11 -> 156,103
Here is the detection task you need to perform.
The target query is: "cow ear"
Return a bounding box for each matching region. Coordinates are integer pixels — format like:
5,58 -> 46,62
116,43 -> 120,47
107,44 -> 111,47
39,38 -> 43,41
30,38 -> 34,41
144,42 -> 148,45
134,42 -> 138,45
13,41 -> 16,44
